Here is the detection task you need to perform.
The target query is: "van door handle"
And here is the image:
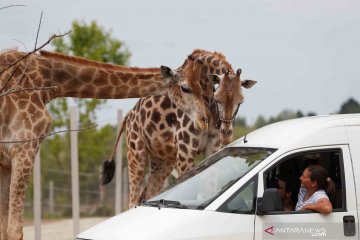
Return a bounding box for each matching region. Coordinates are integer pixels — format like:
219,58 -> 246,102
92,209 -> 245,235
343,215 -> 356,236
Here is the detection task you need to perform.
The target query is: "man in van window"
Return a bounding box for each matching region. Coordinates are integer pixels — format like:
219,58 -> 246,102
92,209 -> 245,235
277,174 -> 299,211
295,165 -> 335,215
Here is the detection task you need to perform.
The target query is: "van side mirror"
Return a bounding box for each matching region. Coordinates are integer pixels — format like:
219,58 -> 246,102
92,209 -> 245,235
256,188 -> 283,215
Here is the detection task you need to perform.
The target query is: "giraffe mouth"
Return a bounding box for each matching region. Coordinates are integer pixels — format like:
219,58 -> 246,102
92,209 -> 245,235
220,135 -> 232,146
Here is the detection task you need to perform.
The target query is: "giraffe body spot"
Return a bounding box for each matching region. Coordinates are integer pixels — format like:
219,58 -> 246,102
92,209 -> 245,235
160,96 -> 172,110
145,100 -> 153,108
165,113 -> 178,127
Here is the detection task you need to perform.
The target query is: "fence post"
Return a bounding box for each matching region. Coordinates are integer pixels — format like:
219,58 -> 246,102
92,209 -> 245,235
34,152 -> 41,240
70,106 -> 80,236
49,181 -> 54,215
122,167 -> 129,210
115,109 -> 123,214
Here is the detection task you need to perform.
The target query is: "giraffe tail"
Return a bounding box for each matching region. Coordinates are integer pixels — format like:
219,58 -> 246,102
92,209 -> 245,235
101,114 -> 129,185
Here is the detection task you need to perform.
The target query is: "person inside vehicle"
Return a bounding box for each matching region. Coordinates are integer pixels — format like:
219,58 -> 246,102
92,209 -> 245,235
295,165 -> 336,215
277,174 -> 299,211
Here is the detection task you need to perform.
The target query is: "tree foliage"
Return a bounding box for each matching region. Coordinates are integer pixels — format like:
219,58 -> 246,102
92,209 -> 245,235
29,20 -> 132,217
49,20 -> 131,129
338,97 -> 360,114
52,20 -> 131,65
236,97 -> 359,132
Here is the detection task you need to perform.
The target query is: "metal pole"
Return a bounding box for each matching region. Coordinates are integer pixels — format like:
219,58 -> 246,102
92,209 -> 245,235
115,109 -> 123,214
70,106 -> 80,235
34,152 -> 41,240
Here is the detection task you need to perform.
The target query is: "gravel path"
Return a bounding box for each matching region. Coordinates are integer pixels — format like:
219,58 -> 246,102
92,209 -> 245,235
23,217 -> 107,240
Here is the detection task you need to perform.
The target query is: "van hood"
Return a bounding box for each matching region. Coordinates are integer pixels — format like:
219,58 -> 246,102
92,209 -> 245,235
77,206 -> 253,240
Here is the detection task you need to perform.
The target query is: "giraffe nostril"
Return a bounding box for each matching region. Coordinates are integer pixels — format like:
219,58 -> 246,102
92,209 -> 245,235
221,128 -> 232,136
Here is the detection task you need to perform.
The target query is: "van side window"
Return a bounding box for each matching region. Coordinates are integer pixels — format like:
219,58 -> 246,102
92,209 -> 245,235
264,149 -> 345,213
218,176 -> 258,214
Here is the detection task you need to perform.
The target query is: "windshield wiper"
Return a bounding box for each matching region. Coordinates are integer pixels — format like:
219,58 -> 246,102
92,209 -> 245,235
141,199 -> 188,209
220,178 -> 239,191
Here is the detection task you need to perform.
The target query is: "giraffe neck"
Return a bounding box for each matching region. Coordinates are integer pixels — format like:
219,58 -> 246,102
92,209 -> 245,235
0,50 -> 172,102
37,51 -> 171,100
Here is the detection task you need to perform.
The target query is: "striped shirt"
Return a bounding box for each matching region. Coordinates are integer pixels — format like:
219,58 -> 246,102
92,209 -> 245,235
295,187 -> 329,211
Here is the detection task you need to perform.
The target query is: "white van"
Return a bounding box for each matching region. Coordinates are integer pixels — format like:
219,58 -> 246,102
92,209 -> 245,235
77,114 -> 360,240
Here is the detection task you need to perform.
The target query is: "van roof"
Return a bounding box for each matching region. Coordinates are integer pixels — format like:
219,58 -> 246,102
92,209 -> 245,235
229,114 -> 360,150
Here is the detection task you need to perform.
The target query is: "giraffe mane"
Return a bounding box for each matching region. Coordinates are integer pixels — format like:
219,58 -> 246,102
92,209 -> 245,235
38,50 -> 159,73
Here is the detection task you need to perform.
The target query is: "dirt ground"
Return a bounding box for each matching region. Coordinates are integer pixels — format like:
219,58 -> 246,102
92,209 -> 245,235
23,217 -> 107,240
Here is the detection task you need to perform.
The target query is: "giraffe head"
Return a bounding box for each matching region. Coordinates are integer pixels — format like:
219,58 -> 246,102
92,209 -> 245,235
163,56 -> 209,131
210,68 -> 257,145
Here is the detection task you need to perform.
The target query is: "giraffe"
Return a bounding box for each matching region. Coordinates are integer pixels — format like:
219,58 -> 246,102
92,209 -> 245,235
101,49 -> 257,207
0,50 -> 208,240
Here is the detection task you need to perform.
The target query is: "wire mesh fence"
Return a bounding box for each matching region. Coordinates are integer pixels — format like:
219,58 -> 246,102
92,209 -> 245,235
24,166 -> 128,219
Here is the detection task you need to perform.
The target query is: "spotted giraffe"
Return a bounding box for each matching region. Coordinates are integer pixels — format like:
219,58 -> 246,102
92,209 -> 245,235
102,49 -> 257,207
0,50 -> 208,240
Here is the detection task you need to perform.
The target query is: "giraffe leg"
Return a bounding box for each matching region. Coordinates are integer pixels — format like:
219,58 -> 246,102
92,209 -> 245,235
0,164 -> 11,240
7,147 -> 37,240
127,147 -> 148,208
144,159 -> 175,200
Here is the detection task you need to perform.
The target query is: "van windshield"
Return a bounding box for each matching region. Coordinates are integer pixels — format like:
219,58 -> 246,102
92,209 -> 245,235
148,147 -> 275,209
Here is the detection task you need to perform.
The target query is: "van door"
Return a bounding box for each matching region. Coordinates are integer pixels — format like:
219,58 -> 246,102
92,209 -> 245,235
254,146 -> 358,240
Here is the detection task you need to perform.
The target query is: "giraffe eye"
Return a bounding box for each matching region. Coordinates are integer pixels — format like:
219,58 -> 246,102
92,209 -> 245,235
180,85 -> 192,94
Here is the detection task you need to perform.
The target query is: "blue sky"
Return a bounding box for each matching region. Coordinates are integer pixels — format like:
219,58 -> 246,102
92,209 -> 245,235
1,0 -> 359,126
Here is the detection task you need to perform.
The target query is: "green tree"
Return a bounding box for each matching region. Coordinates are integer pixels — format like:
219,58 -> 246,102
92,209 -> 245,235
338,97 -> 360,114
29,20 -> 132,218
49,20 -> 131,129
52,20 -> 131,65
254,115 -> 267,128
47,19 -> 131,171
234,116 -> 247,127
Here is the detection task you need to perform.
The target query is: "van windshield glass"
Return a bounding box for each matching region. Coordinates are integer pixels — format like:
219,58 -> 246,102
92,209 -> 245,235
148,147 -> 275,209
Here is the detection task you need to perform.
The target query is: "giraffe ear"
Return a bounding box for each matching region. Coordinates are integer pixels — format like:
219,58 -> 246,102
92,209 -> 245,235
160,65 -> 177,78
241,79 -> 257,89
